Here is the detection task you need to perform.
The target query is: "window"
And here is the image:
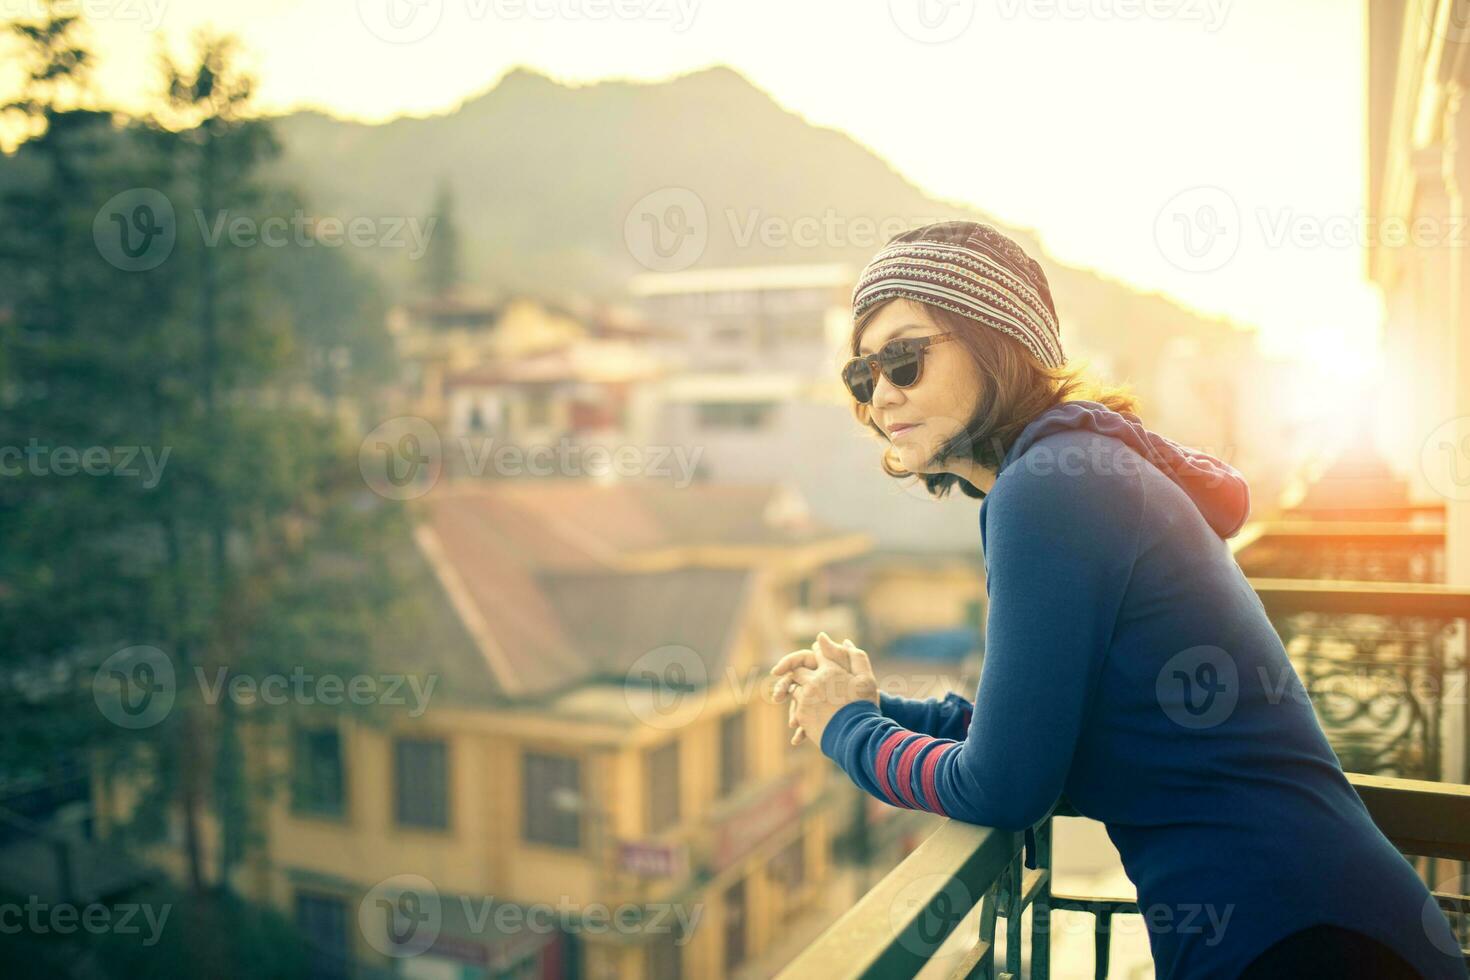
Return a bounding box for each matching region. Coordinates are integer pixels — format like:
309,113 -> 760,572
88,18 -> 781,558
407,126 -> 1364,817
295,892 -> 350,980
647,740 -> 680,834
770,832 -> 805,888
647,923 -> 683,980
393,737 -> 449,830
291,726 -> 345,818
723,878 -> 747,971
719,712 -> 745,799
524,390 -> 552,427
523,751 -> 582,849
695,402 -> 773,430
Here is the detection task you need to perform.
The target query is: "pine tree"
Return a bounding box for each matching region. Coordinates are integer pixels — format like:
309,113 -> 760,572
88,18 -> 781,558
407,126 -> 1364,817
420,175 -> 462,298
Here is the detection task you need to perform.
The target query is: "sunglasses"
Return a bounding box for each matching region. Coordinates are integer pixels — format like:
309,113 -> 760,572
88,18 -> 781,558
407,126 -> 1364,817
841,333 -> 956,404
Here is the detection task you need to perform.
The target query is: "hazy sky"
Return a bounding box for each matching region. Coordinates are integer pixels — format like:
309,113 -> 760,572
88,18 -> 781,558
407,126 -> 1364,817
2,0 -> 1381,376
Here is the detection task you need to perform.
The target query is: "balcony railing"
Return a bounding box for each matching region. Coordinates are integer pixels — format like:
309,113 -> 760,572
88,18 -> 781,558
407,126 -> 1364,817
1252,578 -> 1469,781
779,580 -> 1470,979
778,774 -> 1470,980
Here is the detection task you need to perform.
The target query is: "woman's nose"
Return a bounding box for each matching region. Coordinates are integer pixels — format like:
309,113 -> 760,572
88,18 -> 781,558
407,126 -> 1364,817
870,370 -> 905,408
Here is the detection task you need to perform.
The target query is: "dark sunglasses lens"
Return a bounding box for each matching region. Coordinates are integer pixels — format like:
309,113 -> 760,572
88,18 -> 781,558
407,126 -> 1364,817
842,359 -> 875,403
883,342 -> 922,387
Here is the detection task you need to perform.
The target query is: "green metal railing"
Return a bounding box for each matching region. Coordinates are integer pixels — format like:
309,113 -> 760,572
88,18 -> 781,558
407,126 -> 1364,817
778,776 -> 1470,980
777,579 -> 1470,979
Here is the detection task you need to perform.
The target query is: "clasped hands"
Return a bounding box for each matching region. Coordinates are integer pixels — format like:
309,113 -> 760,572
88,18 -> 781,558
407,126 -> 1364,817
770,631 -> 880,749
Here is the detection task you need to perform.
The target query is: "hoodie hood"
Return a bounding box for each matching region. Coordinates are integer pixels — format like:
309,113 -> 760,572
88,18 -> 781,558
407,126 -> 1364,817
999,400 -> 1251,538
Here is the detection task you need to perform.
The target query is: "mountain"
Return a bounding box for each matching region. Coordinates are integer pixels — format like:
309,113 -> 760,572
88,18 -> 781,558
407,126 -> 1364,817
268,64 -> 1252,372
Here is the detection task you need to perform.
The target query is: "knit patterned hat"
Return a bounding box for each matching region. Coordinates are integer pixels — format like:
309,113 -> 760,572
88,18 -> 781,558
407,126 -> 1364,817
852,220 -> 1064,368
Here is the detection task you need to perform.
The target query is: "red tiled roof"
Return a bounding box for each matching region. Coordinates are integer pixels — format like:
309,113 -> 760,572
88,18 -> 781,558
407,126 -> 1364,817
414,481 -> 836,700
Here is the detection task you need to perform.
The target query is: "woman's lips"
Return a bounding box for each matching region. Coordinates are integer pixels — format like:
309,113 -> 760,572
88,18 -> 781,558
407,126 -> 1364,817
888,422 -> 921,439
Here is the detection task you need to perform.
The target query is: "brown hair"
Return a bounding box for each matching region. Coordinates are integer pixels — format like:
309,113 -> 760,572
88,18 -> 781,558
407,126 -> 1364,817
850,299 -> 1140,499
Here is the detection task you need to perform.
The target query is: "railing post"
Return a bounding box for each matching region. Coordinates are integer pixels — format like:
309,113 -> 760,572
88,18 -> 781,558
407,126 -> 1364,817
1093,913 -> 1113,980
1031,817 -> 1053,980
1002,855 -> 1025,979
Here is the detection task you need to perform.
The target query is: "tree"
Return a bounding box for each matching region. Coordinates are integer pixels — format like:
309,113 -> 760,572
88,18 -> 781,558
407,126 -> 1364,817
0,11 -> 423,920
420,175 -> 461,297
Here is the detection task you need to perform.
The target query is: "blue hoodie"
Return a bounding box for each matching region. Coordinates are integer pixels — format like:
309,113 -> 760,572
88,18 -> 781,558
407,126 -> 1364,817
820,400 -> 1468,980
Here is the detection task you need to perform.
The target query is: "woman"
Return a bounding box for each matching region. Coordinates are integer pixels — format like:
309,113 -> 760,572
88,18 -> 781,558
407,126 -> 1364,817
770,221 -> 1468,979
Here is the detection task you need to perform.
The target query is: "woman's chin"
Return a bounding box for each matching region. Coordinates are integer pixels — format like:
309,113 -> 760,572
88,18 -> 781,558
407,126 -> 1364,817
898,447 -> 938,475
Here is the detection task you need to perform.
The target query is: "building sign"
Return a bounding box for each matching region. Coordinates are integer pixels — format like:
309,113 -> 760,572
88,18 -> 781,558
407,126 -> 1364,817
619,840 -> 689,878
713,776 -> 803,873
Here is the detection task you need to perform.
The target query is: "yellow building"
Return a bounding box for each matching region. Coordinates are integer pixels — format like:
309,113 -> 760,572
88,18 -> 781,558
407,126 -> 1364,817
232,480 -> 874,979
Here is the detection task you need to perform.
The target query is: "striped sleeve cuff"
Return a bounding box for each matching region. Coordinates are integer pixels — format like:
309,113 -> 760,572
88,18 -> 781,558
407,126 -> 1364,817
821,700 -> 963,817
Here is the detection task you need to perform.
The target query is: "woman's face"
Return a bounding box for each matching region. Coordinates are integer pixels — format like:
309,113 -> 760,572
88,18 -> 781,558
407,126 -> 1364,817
855,299 -> 986,476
